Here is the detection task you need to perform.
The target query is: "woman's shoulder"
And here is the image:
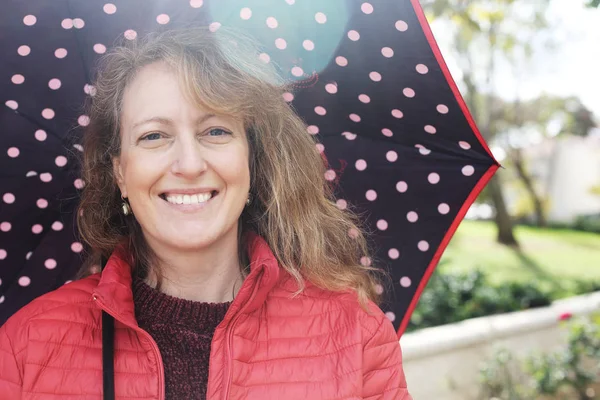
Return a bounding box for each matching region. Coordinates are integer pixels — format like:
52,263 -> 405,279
1,274 -> 101,334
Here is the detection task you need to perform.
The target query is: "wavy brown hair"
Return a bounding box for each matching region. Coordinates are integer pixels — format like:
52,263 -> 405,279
77,27 -> 384,306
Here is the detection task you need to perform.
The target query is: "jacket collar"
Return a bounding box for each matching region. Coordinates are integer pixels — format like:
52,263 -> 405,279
92,232 -> 281,327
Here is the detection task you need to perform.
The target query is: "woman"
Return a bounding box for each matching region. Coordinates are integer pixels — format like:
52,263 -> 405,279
0,28 -> 412,399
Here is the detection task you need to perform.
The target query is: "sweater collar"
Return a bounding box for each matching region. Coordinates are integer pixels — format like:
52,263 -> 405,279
92,232 -> 281,328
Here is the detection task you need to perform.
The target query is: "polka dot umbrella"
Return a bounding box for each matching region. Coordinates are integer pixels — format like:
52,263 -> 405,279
0,0 -> 500,335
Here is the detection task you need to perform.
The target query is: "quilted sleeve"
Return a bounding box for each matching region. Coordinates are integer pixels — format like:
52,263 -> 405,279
361,307 -> 412,400
0,318 -> 23,399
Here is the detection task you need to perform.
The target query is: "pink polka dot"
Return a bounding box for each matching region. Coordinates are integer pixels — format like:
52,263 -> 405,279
18,45 -> 31,56
61,18 -> 73,29
424,125 -> 437,134
349,113 -> 361,122
325,83 -> 338,94
355,159 -> 367,171
438,203 -> 450,214
396,181 -> 408,193
52,221 -> 64,231
124,29 -> 137,40
382,128 -> 393,137
391,109 -> 404,118
348,228 -> 359,239
324,170 -> 336,181
275,38 -> 287,49
3,193 -> 15,204
0,296 -> 4,304
358,94 -> 370,103
437,104 -> 449,114
55,48 -> 68,58
266,17 -> 278,28
365,190 -> 377,201
239,7 -> 252,19
0,249 -> 6,260
417,146 -> 431,155
71,242 -> 83,253
35,130 -> 47,141
376,219 -> 388,230
418,241 -> 430,251
314,106 -> 326,116
303,40 -> 315,51
360,256 -> 372,267
306,125 -> 319,135
19,276 -> 31,287
389,248 -> 400,260
385,312 -> 396,322
0,222 -> 11,232
335,56 -> 348,67
462,165 -> 475,176
395,20 -> 408,31
42,108 -> 55,119
104,3 -> 117,14
374,284 -> 384,295
386,151 -> 398,162
26,171 -> 37,177
428,172 -> 440,184
280,93 -> 293,102
316,143 -> 325,153
403,88 -> 415,98
7,147 -> 19,158
55,156 -> 67,167
407,211 -> 419,222
400,276 -> 412,288
416,64 -> 429,74
23,15 -> 37,26
32,224 -> 43,234
190,0 -> 204,8
336,199 -> 347,210
348,30 -> 360,41
292,66 -> 304,77
11,74 -> 25,84
315,12 -> 327,23
459,141 -> 471,150
36,198 -> 48,208
342,132 -> 357,140
381,47 -> 394,57
78,115 -> 90,126
93,44 -> 106,54
73,144 -> 83,152
74,178 -> 85,189
45,259 -> 57,270
369,71 -> 382,81
6,100 -> 18,110
361,2 -> 374,14
258,53 -> 270,63
48,79 -> 61,90
73,18 -> 85,29
26,252 -> 32,260
40,173 -> 52,182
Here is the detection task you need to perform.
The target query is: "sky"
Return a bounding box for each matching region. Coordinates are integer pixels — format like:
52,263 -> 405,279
430,0 -> 600,116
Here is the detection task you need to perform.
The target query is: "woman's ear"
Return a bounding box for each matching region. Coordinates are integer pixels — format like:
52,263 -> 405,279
112,156 -> 127,197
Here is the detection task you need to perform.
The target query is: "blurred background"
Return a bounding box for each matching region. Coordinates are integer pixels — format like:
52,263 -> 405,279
402,0 -> 600,398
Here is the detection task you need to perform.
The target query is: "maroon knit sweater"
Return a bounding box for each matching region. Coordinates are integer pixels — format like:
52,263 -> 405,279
132,275 -> 231,400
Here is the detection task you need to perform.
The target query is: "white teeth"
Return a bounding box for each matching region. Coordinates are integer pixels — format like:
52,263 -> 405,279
165,192 -> 212,205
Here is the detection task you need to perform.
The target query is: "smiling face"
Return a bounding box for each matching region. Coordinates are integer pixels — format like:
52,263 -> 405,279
113,62 -> 250,255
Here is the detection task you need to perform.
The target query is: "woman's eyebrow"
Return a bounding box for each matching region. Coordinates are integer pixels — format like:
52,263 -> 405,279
132,114 -> 217,130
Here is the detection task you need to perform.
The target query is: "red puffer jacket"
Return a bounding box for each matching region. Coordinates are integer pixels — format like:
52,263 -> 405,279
0,234 -> 412,399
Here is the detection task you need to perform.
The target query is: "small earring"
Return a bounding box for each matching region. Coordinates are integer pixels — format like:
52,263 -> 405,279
121,195 -> 131,216
246,193 -> 252,206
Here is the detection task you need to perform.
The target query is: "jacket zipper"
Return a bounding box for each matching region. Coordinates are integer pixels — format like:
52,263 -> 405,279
93,295 -> 166,400
222,275 -> 262,400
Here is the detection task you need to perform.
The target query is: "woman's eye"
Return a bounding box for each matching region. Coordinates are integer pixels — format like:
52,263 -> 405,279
207,128 -> 231,137
142,133 -> 162,141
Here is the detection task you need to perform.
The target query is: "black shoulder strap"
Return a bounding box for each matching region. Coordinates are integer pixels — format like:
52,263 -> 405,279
102,311 -> 115,400
100,254 -> 115,400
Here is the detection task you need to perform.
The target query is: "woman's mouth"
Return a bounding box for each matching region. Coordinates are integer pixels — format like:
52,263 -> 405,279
159,191 -> 218,205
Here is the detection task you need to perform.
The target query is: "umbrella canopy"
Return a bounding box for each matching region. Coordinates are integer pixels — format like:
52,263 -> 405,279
0,0 -> 499,335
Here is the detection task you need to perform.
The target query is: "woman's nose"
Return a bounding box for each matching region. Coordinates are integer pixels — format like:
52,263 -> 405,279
170,137 -> 208,177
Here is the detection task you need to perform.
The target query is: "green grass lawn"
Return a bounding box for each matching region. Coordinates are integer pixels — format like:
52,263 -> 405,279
439,220 -> 600,296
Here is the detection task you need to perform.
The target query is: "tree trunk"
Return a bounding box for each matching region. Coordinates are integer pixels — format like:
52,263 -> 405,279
488,174 -> 520,247
511,149 -> 547,227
